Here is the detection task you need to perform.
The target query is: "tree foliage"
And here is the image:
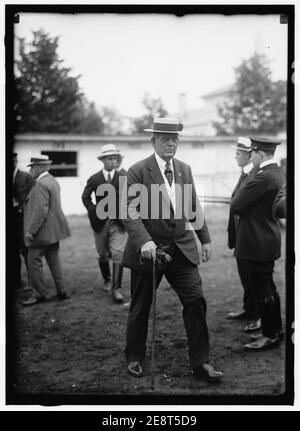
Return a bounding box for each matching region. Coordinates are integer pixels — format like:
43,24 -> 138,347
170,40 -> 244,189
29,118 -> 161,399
14,30 -> 105,134
213,53 -> 287,135
132,93 -> 168,134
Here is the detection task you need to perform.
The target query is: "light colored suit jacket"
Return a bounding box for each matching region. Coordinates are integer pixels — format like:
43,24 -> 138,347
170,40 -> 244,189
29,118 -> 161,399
24,173 -> 70,247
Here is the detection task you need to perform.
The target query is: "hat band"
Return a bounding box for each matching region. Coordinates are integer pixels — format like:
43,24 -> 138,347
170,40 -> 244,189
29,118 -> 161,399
153,123 -> 181,132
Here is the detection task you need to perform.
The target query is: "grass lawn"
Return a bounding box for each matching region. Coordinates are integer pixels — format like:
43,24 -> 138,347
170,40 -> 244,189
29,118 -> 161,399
10,205 -> 286,401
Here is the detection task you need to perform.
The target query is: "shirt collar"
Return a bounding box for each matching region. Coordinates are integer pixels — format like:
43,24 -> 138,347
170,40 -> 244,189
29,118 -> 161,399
259,159 -> 279,169
154,152 -> 173,170
37,171 -> 49,181
103,168 -> 115,180
242,162 -> 253,175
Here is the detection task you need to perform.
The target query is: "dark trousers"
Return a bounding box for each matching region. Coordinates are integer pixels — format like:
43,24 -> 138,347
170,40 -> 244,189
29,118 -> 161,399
236,259 -> 282,338
28,242 -> 66,299
13,209 -> 28,288
125,247 -> 209,369
236,258 -> 258,317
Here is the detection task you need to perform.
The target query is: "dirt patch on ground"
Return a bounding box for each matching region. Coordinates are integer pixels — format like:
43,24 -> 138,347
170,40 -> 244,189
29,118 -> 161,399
10,206 -> 286,400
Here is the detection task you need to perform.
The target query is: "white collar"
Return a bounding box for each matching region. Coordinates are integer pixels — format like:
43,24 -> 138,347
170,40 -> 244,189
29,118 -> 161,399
154,152 -> 173,170
259,159 -> 279,169
103,168 -> 115,180
242,162 -> 253,174
37,171 -> 49,181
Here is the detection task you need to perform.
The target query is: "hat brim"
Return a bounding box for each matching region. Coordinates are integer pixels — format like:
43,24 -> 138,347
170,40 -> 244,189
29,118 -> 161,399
144,128 -> 182,133
27,161 -> 52,167
230,145 -> 251,152
97,152 -> 120,160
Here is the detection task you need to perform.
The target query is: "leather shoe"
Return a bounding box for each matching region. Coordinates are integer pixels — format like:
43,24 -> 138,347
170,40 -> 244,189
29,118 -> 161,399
244,318 -> 262,332
102,279 -> 111,293
193,363 -> 223,383
227,310 -> 254,320
244,335 -> 279,351
112,289 -> 124,304
127,361 -> 143,377
22,296 -> 45,306
250,329 -> 284,342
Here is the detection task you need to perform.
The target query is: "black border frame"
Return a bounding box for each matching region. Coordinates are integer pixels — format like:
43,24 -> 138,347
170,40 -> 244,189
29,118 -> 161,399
5,4 -> 295,406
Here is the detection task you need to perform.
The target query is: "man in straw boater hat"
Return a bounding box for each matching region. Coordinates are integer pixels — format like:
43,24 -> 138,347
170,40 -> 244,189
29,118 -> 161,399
82,144 -> 127,304
231,137 -> 284,351
122,117 -> 224,382
227,137 -> 261,333
22,155 -> 71,306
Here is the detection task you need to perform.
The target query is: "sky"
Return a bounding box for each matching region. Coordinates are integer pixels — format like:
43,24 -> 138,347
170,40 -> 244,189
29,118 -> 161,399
14,13 -> 288,119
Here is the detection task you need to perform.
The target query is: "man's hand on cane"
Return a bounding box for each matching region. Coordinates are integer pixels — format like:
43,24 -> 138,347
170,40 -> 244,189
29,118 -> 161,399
141,241 -> 157,260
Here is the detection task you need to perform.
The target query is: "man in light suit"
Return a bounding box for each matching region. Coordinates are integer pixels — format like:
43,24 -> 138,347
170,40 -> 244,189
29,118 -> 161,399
22,155 -> 70,306
122,117 -> 223,382
82,144 -> 127,304
12,152 -> 36,289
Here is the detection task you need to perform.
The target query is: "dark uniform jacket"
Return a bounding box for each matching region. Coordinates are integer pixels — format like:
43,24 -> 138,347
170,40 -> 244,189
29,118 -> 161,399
227,167 -> 255,249
231,163 -> 284,261
273,184 -> 286,219
81,169 -> 125,232
122,153 -> 211,271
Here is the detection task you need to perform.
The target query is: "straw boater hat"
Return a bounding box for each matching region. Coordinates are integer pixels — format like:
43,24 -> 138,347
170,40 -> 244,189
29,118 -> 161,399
144,117 -> 184,134
27,155 -> 52,167
230,137 -> 252,152
97,144 -> 120,160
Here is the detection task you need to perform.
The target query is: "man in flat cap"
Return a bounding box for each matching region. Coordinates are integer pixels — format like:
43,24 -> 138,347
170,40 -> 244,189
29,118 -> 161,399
231,137 -> 284,350
227,138 -> 261,333
22,155 -> 70,306
82,144 -> 127,304
12,152 -> 35,289
122,117 -> 223,382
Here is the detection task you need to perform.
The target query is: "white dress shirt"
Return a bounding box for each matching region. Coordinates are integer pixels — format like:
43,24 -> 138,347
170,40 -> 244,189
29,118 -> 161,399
154,152 -> 176,210
103,169 -> 115,182
242,162 -> 253,175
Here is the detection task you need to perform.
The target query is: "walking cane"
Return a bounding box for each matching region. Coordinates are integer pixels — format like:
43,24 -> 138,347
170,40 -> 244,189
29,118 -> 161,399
150,254 -> 157,391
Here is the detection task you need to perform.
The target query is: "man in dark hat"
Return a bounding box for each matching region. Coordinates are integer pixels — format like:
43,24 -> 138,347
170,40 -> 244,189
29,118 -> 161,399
231,137 -> 284,350
12,152 -> 35,289
122,117 -> 223,382
82,144 -> 127,304
227,138 -> 261,333
22,155 -> 70,306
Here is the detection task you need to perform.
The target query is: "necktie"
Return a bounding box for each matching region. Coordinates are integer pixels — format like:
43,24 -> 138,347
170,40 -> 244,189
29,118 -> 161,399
164,161 -> 173,187
107,172 -> 111,183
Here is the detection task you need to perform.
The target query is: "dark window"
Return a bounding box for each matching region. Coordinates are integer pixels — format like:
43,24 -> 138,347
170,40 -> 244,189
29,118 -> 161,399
41,151 -> 77,177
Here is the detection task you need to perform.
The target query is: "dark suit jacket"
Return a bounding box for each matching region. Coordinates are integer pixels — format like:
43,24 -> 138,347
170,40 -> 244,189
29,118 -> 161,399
122,153 -> 211,271
231,163 -> 284,261
81,169 -> 125,232
13,169 -> 35,210
273,184 -> 286,219
227,168 -> 256,249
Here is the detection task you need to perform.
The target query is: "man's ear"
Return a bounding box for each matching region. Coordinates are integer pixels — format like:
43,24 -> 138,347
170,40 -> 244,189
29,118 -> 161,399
151,137 -> 155,148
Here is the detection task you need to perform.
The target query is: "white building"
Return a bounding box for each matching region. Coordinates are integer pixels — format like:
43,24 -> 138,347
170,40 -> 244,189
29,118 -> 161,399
14,133 -> 286,215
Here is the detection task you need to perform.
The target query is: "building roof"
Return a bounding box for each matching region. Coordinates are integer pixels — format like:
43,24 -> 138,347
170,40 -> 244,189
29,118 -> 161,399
201,84 -> 233,100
